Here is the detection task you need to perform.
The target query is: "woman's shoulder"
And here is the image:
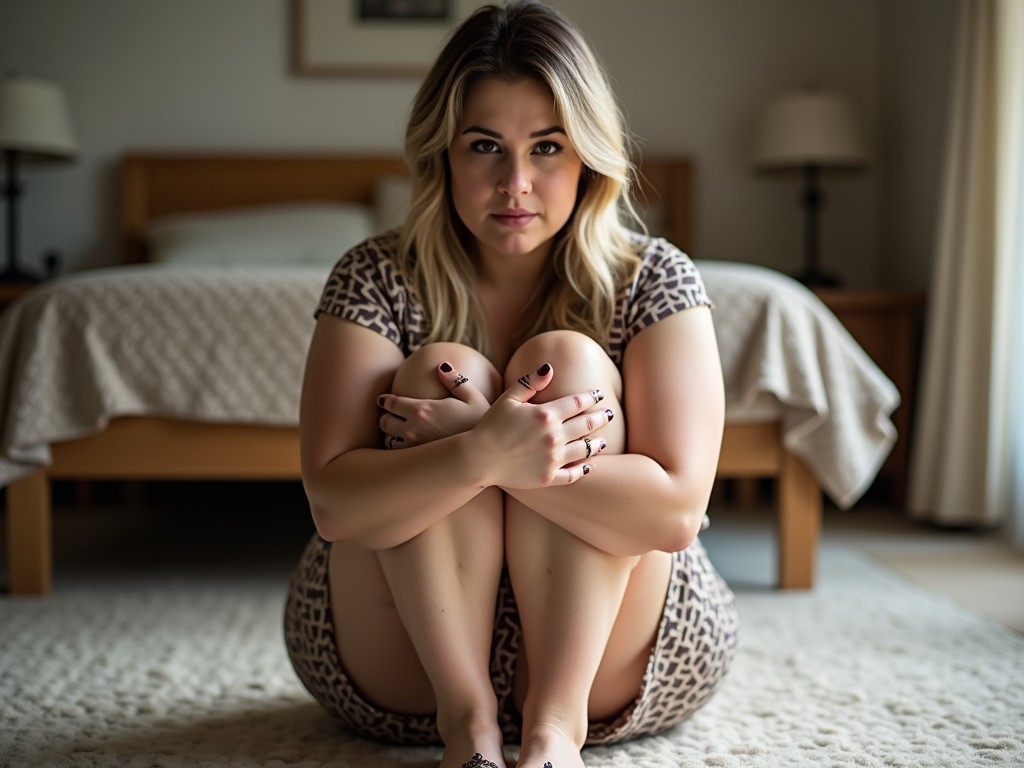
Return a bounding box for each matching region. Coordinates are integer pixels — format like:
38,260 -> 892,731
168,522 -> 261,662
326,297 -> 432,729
317,230 -> 412,323
328,230 -> 409,284
619,230 -> 712,311
625,231 -> 702,282
321,230 -> 407,296
627,230 -> 692,261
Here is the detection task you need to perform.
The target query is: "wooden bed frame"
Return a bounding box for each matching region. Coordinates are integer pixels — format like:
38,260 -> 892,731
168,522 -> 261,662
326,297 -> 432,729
3,153 -> 820,595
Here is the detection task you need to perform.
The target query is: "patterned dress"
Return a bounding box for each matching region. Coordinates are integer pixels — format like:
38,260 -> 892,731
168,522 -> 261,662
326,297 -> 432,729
284,231 -> 739,745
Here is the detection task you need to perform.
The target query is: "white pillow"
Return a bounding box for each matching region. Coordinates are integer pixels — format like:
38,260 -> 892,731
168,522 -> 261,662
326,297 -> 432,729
145,203 -> 376,266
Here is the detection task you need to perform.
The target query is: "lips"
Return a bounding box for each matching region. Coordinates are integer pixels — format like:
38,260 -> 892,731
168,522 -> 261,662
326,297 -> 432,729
491,209 -> 537,227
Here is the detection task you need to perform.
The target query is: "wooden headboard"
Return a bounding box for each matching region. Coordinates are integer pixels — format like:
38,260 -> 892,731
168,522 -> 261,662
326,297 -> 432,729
632,158 -> 694,254
120,153 -> 693,263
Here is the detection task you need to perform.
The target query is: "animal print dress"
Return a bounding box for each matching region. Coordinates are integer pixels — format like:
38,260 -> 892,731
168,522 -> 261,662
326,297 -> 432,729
284,231 -> 739,745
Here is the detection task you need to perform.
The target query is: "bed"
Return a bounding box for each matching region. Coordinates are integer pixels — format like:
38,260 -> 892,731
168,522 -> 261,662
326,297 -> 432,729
0,153 -> 899,595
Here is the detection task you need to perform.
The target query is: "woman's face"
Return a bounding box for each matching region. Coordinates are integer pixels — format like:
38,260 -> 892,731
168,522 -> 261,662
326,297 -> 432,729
448,76 -> 584,267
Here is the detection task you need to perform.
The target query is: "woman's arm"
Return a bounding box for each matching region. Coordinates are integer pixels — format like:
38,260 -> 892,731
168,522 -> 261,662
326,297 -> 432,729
501,307 -> 725,557
300,317 -> 490,549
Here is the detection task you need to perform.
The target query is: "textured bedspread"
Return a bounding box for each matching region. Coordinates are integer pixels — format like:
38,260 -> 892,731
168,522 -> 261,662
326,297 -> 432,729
0,261 -> 898,507
0,266 -> 322,483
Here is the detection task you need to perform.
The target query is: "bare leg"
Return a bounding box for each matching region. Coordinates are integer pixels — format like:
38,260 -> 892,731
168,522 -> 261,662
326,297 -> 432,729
504,332 -> 672,768
330,342 -> 507,768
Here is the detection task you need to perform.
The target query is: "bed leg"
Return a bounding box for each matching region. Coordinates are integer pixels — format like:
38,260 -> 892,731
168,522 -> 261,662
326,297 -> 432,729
777,451 -> 820,589
5,471 -> 52,595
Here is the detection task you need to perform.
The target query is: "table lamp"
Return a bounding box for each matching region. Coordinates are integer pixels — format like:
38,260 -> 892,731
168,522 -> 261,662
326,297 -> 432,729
752,85 -> 868,286
0,75 -> 78,283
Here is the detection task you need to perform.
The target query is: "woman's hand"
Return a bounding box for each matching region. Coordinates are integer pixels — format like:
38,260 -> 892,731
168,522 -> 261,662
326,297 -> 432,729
471,363 -> 611,488
377,361 -> 492,449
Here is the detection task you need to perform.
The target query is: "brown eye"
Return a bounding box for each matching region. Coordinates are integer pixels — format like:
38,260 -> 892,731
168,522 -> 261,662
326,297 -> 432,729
534,141 -> 562,156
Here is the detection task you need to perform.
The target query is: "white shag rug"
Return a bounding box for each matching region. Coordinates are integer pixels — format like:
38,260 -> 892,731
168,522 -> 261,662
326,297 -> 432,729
2,520 -> 1023,767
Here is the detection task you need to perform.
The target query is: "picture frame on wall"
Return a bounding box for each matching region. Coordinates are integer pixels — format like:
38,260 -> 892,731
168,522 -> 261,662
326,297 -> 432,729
292,0 -> 479,76
359,0 -> 450,20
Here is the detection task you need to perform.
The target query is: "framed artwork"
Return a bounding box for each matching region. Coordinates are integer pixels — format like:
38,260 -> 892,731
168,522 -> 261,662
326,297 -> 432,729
292,0 -> 480,76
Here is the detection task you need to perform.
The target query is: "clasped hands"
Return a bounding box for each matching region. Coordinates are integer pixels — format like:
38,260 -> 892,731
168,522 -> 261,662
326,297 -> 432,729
377,361 -> 612,488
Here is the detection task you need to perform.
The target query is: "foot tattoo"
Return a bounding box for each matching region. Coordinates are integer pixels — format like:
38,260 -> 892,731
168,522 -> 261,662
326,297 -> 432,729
461,754 -> 500,768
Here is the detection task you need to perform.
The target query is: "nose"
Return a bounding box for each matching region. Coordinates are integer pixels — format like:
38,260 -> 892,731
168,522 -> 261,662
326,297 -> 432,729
498,155 -> 532,197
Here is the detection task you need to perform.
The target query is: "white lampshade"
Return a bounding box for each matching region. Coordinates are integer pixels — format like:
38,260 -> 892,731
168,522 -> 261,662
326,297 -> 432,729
752,86 -> 868,169
0,76 -> 78,163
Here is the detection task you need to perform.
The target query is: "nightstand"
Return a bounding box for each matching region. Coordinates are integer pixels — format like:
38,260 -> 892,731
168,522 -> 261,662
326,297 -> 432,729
0,282 -> 35,314
814,289 -> 927,506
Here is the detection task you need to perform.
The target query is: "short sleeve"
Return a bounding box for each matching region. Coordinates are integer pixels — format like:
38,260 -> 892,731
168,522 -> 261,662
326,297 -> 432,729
314,234 -> 406,348
615,237 -> 713,356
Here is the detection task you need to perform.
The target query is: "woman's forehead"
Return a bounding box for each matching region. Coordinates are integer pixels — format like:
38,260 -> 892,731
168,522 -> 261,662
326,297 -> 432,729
460,77 -> 560,128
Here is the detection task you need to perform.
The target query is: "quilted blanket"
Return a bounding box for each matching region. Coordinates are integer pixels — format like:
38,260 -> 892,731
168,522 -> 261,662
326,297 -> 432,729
0,261 -> 898,507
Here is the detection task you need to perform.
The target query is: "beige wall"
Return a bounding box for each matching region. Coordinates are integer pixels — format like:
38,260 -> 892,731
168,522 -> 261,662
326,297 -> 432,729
0,0 -> 954,290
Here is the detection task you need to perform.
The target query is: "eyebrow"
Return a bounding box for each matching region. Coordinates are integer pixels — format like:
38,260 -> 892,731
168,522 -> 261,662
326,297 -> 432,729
461,125 -> 566,139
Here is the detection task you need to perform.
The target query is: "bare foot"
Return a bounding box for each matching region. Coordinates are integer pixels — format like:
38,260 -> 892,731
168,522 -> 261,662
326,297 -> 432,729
451,753 -> 506,768
438,718 -> 507,768
516,722 -> 586,768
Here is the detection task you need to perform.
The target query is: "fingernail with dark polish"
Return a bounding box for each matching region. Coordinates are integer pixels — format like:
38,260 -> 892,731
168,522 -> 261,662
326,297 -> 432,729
377,396 -> 385,407
440,361 -> 453,372
605,409 -> 614,421
599,439 -> 607,451
582,464 -> 591,475
537,363 -> 551,375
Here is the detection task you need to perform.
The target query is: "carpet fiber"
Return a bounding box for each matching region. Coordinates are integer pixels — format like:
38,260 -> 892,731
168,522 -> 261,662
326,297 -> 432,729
2,504 -> 1023,767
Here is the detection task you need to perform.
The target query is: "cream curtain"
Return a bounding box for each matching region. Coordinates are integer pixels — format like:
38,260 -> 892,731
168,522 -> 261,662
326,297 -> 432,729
908,0 -> 1024,542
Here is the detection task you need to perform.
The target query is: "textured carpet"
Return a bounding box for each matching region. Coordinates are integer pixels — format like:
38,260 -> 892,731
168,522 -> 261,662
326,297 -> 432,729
2,502 -> 1023,767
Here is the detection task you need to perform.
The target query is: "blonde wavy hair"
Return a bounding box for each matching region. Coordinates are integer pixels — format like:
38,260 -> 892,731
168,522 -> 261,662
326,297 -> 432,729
400,0 -> 643,354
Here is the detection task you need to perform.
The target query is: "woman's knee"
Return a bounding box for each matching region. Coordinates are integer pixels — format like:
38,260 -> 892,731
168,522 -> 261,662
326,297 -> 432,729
505,331 -> 621,400
393,342 -> 501,400
506,331 -> 624,451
